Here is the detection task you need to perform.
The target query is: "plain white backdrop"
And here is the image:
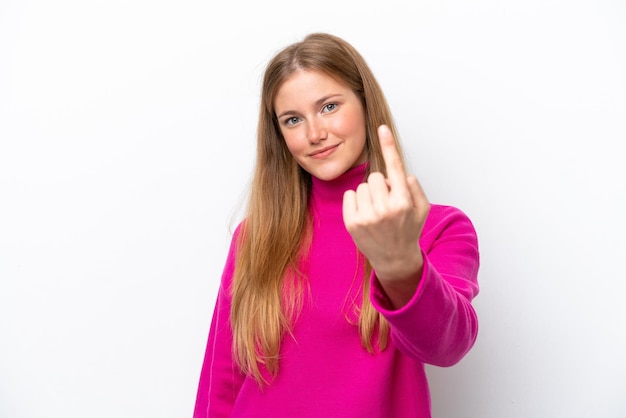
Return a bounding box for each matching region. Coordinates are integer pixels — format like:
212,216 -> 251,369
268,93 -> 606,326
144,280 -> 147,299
1,0 -> 625,417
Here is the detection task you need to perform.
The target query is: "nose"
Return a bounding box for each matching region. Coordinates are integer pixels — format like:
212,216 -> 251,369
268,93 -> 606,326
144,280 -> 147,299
307,119 -> 327,144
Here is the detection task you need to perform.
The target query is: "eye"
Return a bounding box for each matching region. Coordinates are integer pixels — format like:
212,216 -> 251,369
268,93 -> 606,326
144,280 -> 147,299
322,103 -> 337,113
283,116 -> 301,126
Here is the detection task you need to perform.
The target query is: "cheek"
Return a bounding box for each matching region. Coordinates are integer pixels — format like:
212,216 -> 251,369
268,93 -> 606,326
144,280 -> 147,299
281,130 -> 304,155
337,107 -> 366,136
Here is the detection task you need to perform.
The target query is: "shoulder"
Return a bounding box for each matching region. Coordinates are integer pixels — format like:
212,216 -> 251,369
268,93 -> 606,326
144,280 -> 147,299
425,204 -> 475,227
227,220 -> 246,250
421,204 -> 478,247
220,221 -> 246,284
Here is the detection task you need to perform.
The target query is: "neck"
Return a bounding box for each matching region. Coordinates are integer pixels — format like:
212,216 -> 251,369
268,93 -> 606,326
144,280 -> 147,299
310,162 -> 369,203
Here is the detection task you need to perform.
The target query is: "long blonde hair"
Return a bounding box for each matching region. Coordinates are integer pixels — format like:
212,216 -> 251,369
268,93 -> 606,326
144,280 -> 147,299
230,33 -> 405,386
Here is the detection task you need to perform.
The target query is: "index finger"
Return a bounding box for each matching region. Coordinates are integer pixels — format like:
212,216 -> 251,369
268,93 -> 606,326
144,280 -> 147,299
378,124 -> 408,190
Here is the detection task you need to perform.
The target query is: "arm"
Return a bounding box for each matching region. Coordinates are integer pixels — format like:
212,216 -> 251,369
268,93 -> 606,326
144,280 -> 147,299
371,206 -> 479,366
193,232 -> 245,418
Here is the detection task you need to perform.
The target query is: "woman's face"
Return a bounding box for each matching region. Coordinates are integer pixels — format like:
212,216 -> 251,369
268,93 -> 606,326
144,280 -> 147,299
273,69 -> 367,181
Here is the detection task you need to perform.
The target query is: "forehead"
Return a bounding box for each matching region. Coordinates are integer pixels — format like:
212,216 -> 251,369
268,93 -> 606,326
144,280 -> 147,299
274,69 -> 353,110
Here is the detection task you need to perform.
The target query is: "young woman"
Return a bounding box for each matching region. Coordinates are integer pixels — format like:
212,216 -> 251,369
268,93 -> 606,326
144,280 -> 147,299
194,33 -> 480,418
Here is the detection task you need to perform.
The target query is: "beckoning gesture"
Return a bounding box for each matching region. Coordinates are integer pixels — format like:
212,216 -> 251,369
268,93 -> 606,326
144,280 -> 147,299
342,125 -> 431,309
195,34 -> 480,418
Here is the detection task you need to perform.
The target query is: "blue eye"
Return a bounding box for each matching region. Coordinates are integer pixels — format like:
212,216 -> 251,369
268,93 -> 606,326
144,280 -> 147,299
284,117 -> 301,126
322,103 -> 337,113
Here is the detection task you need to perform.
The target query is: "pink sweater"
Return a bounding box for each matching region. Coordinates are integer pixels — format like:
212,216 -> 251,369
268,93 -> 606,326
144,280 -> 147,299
194,163 -> 480,418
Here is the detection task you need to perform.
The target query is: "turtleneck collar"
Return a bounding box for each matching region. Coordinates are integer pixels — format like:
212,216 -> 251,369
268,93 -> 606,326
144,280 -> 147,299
310,162 -> 369,203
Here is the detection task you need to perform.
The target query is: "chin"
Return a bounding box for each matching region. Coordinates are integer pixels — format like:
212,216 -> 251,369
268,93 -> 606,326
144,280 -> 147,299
307,165 -> 348,181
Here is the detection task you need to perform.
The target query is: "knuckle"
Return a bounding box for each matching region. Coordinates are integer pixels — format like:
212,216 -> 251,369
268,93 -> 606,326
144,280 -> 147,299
372,202 -> 387,216
355,215 -> 373,227
391,198 -> 412,213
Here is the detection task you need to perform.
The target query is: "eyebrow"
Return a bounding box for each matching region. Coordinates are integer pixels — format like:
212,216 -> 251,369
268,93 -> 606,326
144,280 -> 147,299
276,94 -> 344,118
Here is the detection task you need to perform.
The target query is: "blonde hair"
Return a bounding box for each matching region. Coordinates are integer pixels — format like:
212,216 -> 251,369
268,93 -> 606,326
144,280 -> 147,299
230,33 -> 405,386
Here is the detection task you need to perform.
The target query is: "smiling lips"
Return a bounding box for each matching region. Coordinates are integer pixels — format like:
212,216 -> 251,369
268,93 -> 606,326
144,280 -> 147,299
309,144 -> 339,159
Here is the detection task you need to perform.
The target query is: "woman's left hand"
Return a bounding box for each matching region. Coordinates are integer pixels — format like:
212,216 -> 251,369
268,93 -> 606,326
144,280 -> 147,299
342,125 -> 430,308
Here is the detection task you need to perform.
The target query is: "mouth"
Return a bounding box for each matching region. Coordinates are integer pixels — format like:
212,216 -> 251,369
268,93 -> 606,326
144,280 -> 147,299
309,144 -> 339,159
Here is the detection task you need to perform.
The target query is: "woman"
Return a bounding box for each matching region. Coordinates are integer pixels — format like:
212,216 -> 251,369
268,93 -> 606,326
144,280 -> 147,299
194,33 -> 480,418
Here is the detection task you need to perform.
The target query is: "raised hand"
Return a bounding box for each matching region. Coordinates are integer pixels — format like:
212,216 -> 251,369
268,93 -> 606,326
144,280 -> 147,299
342,125 -> 430,308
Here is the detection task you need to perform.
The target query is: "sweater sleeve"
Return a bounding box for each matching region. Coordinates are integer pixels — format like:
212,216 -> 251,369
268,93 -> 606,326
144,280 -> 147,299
193,230 -> 245,418
370,205 -> 480,367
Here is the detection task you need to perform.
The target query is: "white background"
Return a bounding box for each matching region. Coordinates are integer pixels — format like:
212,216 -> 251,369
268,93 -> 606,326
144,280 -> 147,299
1,0 -> 625,417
